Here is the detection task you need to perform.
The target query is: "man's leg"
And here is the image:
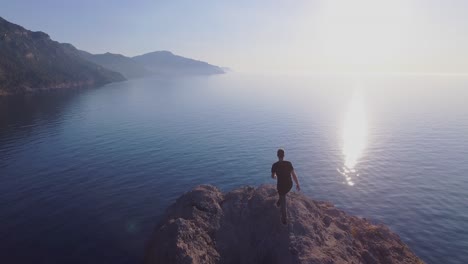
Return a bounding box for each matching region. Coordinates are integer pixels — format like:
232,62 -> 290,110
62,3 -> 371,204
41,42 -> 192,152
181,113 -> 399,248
279,194 -> 287,224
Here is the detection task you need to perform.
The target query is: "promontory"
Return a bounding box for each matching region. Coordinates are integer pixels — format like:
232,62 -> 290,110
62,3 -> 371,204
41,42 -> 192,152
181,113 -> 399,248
145,185 -> 423,264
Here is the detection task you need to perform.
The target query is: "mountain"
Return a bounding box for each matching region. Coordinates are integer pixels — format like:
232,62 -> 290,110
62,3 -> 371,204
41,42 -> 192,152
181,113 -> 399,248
132,51 -> 225,76
0,17 -> 125,95
77,50 -> 225,79
145,185 -> 422,264
0,16 -> 225,95
79,51 -> 152,79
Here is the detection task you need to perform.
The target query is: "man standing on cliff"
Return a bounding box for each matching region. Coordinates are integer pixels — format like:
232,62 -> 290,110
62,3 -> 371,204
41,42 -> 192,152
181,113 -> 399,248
271,148 -> 300,225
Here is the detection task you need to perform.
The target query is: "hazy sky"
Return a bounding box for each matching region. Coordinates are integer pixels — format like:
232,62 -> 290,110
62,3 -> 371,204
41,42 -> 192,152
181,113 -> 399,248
2,0 -> 468,73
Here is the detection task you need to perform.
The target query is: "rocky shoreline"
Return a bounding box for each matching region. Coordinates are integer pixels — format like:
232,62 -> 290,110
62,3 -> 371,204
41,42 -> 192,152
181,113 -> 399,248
145,185 -> 423,264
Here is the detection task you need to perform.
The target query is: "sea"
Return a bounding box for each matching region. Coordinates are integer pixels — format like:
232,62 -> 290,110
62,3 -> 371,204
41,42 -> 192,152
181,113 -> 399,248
1,73 -> 467,263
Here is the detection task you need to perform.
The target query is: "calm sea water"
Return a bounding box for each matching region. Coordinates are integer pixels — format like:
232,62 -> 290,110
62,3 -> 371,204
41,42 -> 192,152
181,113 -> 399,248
1,73 -> 467,264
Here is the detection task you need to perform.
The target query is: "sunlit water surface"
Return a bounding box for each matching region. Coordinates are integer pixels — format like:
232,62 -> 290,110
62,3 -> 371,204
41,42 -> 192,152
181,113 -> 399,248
1,74 -> 467,264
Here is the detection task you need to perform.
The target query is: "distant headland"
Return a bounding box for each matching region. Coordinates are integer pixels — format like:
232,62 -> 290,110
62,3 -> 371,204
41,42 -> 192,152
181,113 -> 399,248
0,16 -> 225,95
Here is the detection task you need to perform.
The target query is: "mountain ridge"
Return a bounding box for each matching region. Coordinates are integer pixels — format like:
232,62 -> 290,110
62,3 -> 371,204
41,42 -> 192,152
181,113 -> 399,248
0,16 -> 125,95
78,51 -> 153,79
132,50 -> 225,76
0,16 -> 226,95
81,50 -> 225,79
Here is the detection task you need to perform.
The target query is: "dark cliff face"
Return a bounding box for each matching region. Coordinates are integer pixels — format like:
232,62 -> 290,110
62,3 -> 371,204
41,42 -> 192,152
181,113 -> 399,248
0,17 -> 125,95
145,185 -> 423,264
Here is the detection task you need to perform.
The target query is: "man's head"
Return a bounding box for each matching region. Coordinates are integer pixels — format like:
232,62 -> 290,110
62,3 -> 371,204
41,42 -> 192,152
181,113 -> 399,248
277,148 -> 285,160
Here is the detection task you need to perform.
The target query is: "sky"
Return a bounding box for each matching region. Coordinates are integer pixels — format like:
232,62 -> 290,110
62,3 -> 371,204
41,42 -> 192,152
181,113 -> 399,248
2,0 -> 468,73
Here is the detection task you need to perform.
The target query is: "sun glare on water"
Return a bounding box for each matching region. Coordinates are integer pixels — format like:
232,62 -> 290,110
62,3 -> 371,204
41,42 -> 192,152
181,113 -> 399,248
339,88 -> 368,186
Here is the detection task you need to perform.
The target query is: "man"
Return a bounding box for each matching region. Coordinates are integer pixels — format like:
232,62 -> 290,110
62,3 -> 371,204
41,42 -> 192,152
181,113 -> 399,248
271,148 -> 300,225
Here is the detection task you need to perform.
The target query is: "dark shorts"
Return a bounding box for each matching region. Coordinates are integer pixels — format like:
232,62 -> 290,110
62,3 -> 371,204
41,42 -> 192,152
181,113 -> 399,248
277,180 -> 293,196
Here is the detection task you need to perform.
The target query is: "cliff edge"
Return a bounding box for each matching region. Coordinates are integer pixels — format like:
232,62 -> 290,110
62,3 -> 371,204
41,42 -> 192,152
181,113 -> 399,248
145,185 -> 423,264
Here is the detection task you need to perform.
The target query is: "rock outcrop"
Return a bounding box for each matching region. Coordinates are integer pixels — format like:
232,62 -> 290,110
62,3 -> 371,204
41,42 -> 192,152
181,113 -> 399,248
145,185 -> 423,264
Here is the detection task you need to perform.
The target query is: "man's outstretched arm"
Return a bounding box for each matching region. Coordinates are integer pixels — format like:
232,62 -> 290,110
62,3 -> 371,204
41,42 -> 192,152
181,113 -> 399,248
292,170 -> 300,191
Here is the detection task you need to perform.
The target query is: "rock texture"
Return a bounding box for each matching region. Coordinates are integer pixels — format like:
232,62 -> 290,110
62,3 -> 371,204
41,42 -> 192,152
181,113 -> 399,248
145,185 -> 423,264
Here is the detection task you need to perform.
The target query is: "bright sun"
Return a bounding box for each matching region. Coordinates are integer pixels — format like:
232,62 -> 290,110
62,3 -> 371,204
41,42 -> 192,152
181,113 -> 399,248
314,0 -> 414,71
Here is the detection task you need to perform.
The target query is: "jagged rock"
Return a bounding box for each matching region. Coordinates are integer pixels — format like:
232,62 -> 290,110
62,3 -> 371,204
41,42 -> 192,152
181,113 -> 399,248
145,185 -> 423,264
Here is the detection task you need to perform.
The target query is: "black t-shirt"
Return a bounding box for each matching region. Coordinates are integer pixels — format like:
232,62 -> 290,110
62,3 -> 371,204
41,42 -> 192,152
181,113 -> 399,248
271,161 -> 294,194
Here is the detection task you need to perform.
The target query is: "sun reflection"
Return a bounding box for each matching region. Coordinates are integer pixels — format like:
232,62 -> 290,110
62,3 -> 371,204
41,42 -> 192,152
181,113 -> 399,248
339,89 -> 367,186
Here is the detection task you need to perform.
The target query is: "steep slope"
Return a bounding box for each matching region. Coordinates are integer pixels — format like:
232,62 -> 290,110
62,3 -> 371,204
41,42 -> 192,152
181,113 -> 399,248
145,185 -> 423,264
132,51 -> 224,76
0,17 -> 125,95
79,51 -> 152,79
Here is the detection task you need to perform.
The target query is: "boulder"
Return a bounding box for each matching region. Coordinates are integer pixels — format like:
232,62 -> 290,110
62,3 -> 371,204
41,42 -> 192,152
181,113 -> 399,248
145,185 -> 423,264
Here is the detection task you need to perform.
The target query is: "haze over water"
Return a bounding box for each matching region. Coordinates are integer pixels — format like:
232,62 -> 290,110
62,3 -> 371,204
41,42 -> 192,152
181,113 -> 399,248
1,73 -> 468,263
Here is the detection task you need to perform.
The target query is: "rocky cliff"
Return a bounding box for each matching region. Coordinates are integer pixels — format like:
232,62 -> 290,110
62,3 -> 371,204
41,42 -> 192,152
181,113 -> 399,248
0,17 -> 125,95
145,185 -> 423,264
